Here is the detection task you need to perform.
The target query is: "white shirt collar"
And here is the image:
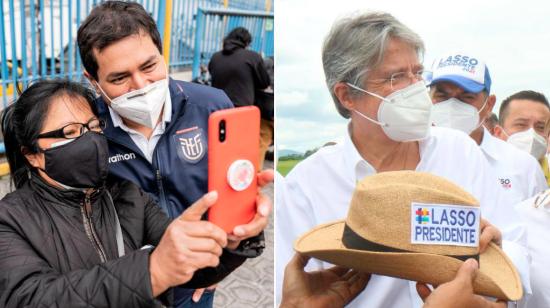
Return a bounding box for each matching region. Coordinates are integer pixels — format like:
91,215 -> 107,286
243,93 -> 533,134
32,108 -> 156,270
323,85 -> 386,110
480,126 -> 503,161
342,124 -> 435,181
342,124 -> 378,181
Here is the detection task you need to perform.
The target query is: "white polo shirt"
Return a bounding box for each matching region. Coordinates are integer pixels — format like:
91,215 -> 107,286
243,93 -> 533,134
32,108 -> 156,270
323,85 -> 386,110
515,190 -> 550,308
275,126 -> 529,307
480,127 -> 547,205
108,91 -> 172,164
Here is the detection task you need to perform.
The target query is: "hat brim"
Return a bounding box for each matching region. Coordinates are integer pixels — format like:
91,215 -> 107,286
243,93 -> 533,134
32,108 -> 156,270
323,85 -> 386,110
429,76 -> 486,93
294,221 -> 522,301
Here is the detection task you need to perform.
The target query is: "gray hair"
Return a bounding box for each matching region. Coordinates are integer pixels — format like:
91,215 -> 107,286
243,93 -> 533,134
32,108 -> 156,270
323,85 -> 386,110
322,11 -> 425,118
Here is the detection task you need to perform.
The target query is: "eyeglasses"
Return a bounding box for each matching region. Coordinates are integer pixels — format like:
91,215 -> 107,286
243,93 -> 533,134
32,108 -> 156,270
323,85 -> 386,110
37,118 -> 106,139
366,70 -> 428,91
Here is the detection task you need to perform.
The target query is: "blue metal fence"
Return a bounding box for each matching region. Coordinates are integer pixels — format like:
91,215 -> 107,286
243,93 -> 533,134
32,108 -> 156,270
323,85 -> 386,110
0,0 -> 272,107
191,7 -> 274,78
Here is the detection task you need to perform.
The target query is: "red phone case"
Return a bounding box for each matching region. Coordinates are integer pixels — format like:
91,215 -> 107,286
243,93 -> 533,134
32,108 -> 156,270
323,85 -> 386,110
208,106 -> 260,233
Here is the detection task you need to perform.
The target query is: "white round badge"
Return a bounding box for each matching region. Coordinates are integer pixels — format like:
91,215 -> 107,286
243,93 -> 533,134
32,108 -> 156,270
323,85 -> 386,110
227,159 -> 255,191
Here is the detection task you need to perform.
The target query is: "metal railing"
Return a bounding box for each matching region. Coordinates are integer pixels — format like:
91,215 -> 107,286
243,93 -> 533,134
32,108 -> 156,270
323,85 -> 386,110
0,0 -> 272,107
191,7 -> 274,78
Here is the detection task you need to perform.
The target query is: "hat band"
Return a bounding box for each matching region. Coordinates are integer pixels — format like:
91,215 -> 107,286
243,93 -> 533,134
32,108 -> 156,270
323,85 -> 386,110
342,224 -> 479,262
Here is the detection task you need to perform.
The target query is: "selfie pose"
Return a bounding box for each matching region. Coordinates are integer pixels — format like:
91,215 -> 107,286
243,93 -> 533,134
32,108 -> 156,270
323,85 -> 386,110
77,2 -> 273,306
0,80 -> 249,307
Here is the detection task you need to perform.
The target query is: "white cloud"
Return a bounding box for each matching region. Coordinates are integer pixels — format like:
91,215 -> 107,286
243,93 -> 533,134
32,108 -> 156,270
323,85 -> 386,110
276,90 -> 309,107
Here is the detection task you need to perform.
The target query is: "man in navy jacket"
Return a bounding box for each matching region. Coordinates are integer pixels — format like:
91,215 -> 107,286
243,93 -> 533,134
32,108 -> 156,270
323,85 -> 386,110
77,2 -> 273,307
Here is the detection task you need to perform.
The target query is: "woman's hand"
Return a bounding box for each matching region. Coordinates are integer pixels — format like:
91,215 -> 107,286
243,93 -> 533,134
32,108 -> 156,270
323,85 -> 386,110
149,191 -> 227,296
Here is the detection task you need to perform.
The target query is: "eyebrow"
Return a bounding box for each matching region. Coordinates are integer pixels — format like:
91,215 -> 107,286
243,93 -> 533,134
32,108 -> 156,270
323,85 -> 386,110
53,116 -> 97,128
379,64 -> 425,77
511,118 -> 529,123
106,55 -> 159,81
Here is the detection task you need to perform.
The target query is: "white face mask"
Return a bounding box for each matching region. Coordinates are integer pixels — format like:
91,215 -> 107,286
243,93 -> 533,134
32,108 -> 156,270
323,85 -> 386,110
97,67 -> 168,128
347,81 -> 433,142
504,128 -> 548,160
431,97 -> 488,135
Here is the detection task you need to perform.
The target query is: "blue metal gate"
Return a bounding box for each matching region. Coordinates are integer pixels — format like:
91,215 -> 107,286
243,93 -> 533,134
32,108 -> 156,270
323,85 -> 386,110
0,0 -> 272,106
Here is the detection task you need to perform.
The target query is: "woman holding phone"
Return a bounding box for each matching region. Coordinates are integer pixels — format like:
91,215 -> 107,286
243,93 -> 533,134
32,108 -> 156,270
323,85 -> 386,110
0,79 -> 247,307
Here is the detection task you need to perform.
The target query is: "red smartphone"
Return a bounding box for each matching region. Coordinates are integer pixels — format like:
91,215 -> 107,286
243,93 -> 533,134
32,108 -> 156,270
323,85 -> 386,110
208,106 -> 260,233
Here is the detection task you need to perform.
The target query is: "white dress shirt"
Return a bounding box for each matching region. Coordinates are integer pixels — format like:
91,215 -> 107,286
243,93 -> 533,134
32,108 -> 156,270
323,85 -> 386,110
514,190 -> 550,308
480,127 -> 547,205
108,91 -> 172,164
275,126 -> 529,307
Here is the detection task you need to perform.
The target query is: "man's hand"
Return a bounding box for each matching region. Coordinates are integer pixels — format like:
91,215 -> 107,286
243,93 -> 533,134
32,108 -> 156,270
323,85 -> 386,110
479,218 -> 502,253
227,169 -> 274,250
281,253 -> 371,308
192,284 -> 218,303
417,258 -> 506,308
149,191 -> 227,296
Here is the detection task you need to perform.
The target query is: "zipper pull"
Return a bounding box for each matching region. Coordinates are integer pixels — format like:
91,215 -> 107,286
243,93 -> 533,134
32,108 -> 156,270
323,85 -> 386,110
84,189 -> 93,216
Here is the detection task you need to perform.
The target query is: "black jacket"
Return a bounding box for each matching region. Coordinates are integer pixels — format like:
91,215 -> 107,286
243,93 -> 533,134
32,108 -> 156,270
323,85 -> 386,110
208,39 -> 271,107
0,174 -> 246,307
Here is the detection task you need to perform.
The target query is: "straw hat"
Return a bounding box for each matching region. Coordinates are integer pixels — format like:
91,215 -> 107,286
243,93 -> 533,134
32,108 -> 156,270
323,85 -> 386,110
294,170 -> 522,301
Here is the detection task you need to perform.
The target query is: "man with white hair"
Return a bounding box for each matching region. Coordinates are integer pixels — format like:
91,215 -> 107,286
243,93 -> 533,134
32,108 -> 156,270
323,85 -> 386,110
276,11 -> 529,307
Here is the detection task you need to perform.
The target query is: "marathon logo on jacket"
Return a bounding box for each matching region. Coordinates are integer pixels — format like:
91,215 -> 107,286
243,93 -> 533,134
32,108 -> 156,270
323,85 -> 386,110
108,152 -> 137,163
410,202 -> 480,247
173,126 -> 206,164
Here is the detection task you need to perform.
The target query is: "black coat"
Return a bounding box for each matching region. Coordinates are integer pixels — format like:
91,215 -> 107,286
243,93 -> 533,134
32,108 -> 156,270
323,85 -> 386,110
208,40 -> 271,107
0,174 -> 246,307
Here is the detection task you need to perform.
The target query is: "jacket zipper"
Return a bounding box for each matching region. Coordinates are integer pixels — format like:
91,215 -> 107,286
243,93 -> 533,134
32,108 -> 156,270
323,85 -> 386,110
155,168 -> 172,218
80,190 -> 108,263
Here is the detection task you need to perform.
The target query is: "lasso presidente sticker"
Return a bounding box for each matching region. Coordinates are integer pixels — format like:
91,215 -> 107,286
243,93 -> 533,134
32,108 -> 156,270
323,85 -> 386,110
410,202 -> 480,247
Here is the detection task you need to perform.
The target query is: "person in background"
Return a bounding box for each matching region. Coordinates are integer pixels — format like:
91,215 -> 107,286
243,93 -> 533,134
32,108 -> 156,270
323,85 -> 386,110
209,27 -> 271,108
513,118 -> 550,307
192,64 -> 212,86
484,112 -> 498,135
494,91 -> 550,160
258,56 -> 275,168
429,52 -> 547,210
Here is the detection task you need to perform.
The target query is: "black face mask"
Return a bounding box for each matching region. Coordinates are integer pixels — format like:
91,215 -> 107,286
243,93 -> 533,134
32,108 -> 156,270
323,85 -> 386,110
41,132 -> 109,189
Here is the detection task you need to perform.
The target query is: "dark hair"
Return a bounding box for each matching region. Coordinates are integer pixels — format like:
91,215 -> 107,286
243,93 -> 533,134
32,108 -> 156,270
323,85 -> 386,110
486,112 -> 498,125
77,1 -> 162,81
222,27 -> 252,52
1,79 -> 98,188
499,90 -> 550,125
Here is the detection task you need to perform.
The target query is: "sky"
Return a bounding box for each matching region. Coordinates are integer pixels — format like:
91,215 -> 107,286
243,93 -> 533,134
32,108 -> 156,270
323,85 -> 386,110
275,0 -> 550,153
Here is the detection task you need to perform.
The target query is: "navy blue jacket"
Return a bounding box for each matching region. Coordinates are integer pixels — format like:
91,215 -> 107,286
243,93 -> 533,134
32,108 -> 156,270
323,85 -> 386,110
98,78 -> 233,219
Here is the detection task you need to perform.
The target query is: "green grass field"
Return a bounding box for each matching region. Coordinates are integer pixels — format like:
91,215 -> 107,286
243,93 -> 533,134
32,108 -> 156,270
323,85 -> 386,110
276,159 -> 302,176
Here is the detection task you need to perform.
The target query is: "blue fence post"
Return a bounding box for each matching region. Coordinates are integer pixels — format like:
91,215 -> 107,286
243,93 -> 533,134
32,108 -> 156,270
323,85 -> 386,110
30,0 -> 38,81
0,2 -> 8,107
40,0 -> 46,78
20,0 -> 28,89
76,0 -> 82,79
192,8 -> 205,79
157,0 -> 166,44
68,0 -> 73,79
49,0 -> 54,76
8,0 -> 18,100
